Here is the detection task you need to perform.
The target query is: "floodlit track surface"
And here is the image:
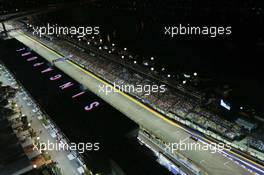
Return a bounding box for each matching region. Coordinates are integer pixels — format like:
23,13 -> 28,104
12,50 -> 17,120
9,30 -> 264,175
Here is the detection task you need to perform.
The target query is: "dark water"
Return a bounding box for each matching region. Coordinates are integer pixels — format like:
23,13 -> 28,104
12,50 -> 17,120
0,39 -> 173,175
32,3 -> 264,115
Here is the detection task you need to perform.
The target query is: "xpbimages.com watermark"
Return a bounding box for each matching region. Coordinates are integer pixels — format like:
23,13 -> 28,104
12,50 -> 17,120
98,82 -> 166,95
32,23 -> 100,38
164,24 -> 232,38
33,140 -> 100,154
164,138 -> 231,154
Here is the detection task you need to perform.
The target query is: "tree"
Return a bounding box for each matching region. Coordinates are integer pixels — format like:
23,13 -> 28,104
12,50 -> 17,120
0,107 -> 15,117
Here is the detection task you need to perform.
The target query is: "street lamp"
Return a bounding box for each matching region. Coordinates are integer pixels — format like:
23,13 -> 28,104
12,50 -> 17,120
194,72 -> 198,76
167,74 -> 171,78
150,57 -> 154,61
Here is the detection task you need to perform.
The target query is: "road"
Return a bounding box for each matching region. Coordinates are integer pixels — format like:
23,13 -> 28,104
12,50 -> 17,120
0,63 -> 82,175
8,30 -> 264,175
